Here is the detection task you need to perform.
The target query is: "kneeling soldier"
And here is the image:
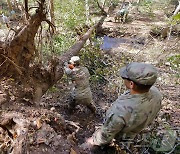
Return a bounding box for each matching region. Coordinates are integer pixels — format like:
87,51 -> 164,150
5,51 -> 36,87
64,56 -> 96,113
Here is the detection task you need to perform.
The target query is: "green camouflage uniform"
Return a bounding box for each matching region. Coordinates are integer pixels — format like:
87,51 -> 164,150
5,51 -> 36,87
65,66 -> 96,112
92,86 -> 162,145
92,62 -> 162,145
115,5 -> 129,22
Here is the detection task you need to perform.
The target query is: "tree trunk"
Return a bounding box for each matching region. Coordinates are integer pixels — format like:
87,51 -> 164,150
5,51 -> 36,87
0,0 -> 46,77
85,0 -> 90,24
6,0 -> 13,11
49,0 -> 55,25
95,0 -> 107,15
173,0 -> 180,15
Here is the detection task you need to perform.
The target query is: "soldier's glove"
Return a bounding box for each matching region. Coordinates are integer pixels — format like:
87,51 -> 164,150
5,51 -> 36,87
64,62 -> 68,67
64,62 -> 72,74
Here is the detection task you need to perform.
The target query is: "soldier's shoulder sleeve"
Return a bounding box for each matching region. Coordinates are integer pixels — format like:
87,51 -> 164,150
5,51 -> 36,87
77,67 -> 90,78
82,66 -> 90,75
150,86 -> 163,101
107,98 -> 133,125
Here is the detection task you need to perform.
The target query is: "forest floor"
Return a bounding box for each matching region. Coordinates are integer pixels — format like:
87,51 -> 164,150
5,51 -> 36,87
0,4 -> 179,154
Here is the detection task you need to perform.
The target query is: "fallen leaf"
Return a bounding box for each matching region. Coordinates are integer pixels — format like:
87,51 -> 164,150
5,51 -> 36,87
70,148 -> 77,154
36,119 -> 42,129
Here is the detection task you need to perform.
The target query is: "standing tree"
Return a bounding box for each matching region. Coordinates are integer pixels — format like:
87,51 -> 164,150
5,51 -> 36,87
49,0 -> 55,25
6,0 -> 13,11
173,0 -> 180,15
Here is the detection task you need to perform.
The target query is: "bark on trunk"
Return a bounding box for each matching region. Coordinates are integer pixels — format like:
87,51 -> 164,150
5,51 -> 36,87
49,0 -> 55,25
0,0 -> 46,77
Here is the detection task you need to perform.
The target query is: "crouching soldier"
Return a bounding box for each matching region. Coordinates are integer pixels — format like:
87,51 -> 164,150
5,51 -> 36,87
64,56 -> 96,113
82,62 -> 162,150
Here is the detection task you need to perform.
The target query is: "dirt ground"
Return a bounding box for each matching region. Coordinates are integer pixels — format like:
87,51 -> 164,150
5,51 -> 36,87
0,2 -> 179,154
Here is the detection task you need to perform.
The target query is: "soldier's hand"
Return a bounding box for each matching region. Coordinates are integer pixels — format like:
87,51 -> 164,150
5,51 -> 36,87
87,137 -> 95,145
80,142 -> 93,151
80,137 -> 95,150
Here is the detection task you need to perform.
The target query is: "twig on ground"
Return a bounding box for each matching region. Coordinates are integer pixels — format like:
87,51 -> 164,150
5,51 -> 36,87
65,120 -> 81,133
0,54 -> 23,75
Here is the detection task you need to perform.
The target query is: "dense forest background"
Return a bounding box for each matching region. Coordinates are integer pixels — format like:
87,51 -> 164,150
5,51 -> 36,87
0,0 -> 179,153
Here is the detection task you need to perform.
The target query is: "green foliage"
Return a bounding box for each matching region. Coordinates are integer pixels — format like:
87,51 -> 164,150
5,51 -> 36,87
41,0 -> 89,56
48,86 -> 59,93
168,54 -> 180,72
55,0 -> 87,30
173,13 -> 180,21
80,45 -> 109,84
171,13 -> 180,25
167,13 -> 180,26
138,0 -> 154,15
80,41 -> 122,87
52,33 -> 76,54
42,0 -> 90,55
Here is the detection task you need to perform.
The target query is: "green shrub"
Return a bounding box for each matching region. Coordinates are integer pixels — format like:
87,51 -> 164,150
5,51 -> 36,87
55,0 -> 86,30
168,54 -> 180,72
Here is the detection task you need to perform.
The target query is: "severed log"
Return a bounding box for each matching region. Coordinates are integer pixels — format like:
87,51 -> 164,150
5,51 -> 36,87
58,16 -> 106,68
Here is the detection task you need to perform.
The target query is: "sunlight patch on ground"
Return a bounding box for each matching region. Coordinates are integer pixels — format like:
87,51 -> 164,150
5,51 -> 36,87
0,29 -> 8,41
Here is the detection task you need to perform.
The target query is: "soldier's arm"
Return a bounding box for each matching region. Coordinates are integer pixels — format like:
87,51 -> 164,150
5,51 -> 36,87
92,114 -> 126,145
76,67 -> 90,79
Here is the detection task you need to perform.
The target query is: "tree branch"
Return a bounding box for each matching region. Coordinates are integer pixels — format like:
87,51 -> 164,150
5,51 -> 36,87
173,0 -> 180,15
95,0 -> 107,15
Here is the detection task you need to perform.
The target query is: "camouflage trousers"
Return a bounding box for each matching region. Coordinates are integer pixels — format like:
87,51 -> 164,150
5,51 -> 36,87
69,87 -> 96,113
69,96 -> 96,113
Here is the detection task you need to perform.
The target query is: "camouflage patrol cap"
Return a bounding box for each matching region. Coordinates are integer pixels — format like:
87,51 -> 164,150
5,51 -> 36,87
69,56 -> 80,64
120,62 -> 158,85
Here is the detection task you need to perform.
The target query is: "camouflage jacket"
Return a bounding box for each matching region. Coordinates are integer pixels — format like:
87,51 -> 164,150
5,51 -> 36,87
92,86 -> 162,145
65,66 -> 92,100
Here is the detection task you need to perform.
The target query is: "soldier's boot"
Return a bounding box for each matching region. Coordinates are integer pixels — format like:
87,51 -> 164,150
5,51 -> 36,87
87,102 -> 96,113
68,99 -> 76,113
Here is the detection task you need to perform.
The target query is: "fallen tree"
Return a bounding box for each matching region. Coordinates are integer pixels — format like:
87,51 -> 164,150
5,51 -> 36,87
28,11 -> 107,103
0,1 -> 107,151
0,0 -> 107,104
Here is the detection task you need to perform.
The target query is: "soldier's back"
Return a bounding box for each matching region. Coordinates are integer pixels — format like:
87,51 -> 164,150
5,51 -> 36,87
107,86 -> 162,137
71,66 -> 90,89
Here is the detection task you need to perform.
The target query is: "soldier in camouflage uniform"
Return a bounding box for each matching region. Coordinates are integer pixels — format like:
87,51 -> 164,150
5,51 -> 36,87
84,62 -> 162,148
64,56 -> 96,113
114,2 -> 129,23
